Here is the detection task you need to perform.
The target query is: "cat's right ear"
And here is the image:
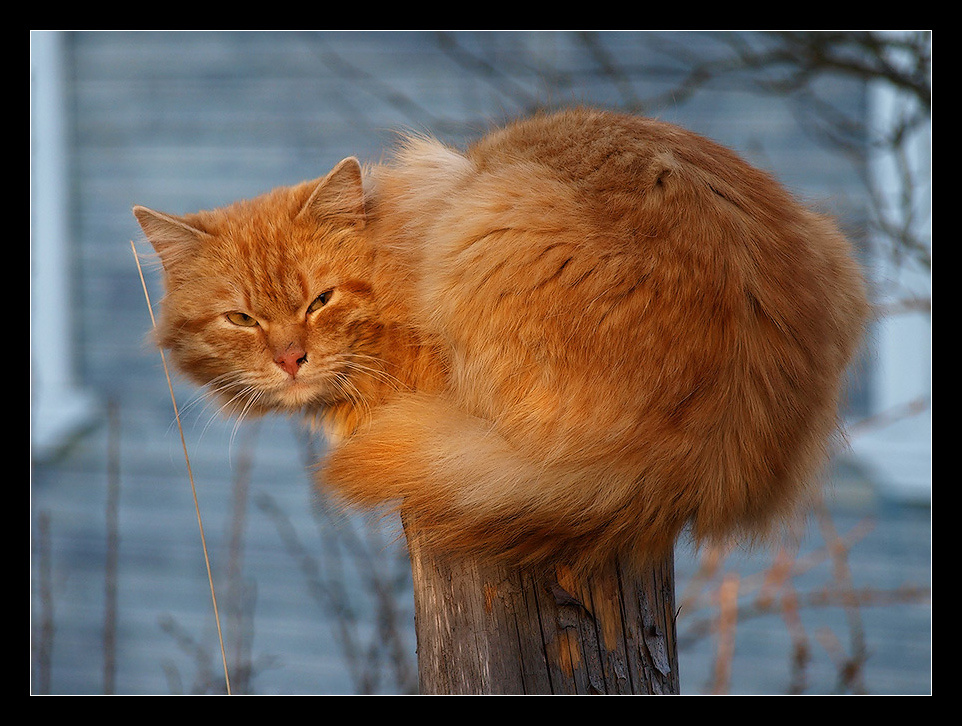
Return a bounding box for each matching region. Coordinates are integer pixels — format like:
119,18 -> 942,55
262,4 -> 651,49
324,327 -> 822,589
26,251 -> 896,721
132,206 -> 207,267
297,157 -> 366,228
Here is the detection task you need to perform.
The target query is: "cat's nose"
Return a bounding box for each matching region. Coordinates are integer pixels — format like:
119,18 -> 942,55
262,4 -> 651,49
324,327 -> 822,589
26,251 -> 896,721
274,346 -> 307,377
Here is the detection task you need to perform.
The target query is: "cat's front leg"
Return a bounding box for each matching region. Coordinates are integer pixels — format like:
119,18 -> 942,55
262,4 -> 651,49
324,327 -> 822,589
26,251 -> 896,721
315,390 -> 639,569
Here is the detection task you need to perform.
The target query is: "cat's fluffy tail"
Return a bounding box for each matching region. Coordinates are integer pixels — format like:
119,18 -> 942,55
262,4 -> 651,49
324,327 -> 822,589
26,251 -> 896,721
319,392 -> 682,571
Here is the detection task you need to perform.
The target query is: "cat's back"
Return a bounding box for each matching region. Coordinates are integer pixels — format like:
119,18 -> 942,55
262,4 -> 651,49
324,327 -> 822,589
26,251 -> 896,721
401,108 -> 812,344
467,106 -> 682,186
390,107 -> 864,445
377,107 -> 866,382
464,107 -> 763,222
417,107 -> 863,333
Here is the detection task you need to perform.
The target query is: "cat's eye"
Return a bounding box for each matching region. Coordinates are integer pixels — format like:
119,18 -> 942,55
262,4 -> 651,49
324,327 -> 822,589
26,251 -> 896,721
307,289 -> 334,313
225,311 -> 259,327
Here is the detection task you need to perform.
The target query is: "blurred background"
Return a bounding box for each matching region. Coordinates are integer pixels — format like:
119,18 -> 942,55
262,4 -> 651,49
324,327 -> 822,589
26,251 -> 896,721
30,30 -> 931,695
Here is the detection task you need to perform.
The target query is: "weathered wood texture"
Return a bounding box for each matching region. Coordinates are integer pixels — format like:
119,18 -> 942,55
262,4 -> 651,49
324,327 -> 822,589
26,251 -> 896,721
405,517 -> 678,695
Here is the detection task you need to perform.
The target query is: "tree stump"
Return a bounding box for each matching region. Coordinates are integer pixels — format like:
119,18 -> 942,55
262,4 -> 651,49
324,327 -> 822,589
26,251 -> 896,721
404,516 -> 679,695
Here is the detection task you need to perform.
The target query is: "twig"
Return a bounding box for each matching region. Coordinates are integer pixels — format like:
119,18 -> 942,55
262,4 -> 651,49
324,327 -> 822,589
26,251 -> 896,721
131,240 -> 232,695
816,507 -> 868,693
711,574 -> 739,694
779,582 -> 810,694
225,420 -> 258,694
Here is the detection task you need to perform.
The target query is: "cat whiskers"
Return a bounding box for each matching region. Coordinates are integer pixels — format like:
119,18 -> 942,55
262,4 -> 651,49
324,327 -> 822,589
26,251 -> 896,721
341,351 -> 407,392
182,370 -> 267,447
178,372 -> 244,430
327,366 -> 373,423
188,372 -> 253,432
226,384 -> 268,455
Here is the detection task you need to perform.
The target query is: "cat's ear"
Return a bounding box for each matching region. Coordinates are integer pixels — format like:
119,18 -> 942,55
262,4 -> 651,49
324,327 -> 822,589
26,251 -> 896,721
132,206 -> 207,266
298,157 -> 366,228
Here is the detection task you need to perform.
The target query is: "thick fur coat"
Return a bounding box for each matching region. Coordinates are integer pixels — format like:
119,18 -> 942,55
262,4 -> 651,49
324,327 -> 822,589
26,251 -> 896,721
135,108 -> 869,571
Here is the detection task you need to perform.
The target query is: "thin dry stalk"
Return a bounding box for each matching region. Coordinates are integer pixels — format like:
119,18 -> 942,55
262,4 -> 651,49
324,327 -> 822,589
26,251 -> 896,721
779,583 -> 810,694
754,544 -> 798,611
711,573 -> 740,694
159,614 -> 218,694
224,420 -> 259,694
678,543 -> 728,616
816,505 -> 868,694
131,240 -> 231,695
678,504 -> 929,694
293,423 -> 417,694
815,627 -> 857,694
679,514 -> 877,645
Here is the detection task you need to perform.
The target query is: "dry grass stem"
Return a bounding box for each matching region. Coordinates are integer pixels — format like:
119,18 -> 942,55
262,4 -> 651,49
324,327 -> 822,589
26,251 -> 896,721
131,240 -> 232,695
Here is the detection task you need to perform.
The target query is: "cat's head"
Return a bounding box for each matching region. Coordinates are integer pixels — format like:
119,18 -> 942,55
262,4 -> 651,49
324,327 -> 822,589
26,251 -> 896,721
134,157 -> 384,417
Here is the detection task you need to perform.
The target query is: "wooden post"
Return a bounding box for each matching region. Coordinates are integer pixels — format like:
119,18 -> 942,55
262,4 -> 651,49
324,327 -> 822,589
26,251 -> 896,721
404,517 -> 679,695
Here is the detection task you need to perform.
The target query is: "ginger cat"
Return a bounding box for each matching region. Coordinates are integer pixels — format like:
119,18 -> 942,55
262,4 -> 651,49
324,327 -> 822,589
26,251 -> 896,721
134,107 -> 869,572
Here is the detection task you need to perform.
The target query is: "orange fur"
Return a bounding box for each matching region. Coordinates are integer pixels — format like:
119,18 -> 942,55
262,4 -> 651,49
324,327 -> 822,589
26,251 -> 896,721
135,108 -> 869,572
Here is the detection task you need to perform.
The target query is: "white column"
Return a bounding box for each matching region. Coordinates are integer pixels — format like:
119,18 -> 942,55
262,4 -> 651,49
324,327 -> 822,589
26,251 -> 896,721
31,30 -> 98,460
848,33 -> 931,504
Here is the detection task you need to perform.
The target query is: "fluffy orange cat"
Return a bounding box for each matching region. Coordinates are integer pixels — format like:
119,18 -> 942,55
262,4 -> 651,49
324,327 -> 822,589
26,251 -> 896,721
134,107 -> 868,572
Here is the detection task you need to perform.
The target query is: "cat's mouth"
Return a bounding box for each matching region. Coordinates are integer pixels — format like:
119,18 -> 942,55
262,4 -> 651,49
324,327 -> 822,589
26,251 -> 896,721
212,354 -> 367,416
264,366 -> 348,412
207,373 -> 322,417
268,375 -> 324,408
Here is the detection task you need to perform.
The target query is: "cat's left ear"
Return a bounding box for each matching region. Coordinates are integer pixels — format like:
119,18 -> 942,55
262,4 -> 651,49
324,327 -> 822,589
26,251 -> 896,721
133,206 -> 208,268
298,157 -> 366,228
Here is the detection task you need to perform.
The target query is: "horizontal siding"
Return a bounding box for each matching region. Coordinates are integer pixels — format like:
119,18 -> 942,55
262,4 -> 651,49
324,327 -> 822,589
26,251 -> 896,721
30,31 -> 922,696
